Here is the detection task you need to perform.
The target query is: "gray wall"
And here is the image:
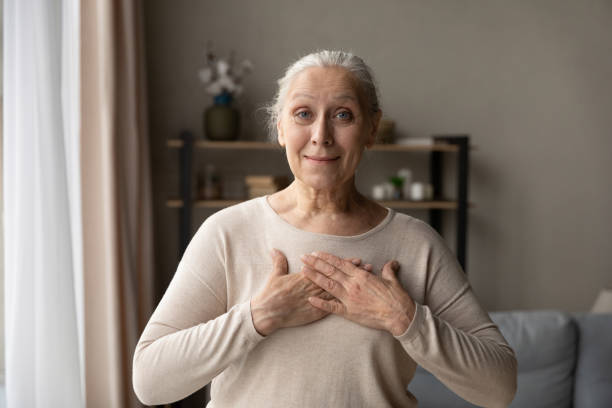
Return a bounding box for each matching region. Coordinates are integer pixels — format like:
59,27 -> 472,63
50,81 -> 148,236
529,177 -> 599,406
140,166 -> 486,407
144,0 -> 612,312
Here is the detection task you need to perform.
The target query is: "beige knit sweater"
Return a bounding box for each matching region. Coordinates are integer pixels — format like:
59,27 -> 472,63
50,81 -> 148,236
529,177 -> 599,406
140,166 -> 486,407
133,196 -> 517,407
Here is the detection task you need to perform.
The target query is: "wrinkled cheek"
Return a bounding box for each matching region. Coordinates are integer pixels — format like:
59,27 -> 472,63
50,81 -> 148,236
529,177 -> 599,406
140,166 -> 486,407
342,156 -> 360,175
286,155 -> 301,173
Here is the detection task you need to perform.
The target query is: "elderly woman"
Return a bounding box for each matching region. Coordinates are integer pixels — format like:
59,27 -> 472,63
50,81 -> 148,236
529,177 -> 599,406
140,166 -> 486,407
133,50 -> 517,407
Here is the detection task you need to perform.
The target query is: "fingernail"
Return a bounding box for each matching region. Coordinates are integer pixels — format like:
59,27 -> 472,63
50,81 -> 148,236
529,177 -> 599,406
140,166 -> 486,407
391,260 -> 399,269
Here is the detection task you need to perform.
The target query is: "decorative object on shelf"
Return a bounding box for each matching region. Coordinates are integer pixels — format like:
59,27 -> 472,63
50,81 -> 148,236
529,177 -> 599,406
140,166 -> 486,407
372,168 -> 413,201
592,287 -> 612,313
204,92 -> 241,141
245,175 -> 290,199
372,184 -> 386,200
375,118 -> 395,144
198,44 -> 253,141
371,181 -> 395,200
388,176 -> 403,200
410,182 -> 433,201
198,164 -> 222,200
397,168 -> 412,199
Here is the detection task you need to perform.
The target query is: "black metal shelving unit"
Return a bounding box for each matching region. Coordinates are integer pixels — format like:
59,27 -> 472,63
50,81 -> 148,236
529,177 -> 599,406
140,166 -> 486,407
172,133 -> 471,270
429,135 -> 470,270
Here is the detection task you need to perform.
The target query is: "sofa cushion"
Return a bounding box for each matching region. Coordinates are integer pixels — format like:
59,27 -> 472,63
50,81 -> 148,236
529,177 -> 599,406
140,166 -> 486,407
490,310 -> 577,408
408,310 -> 577,408
408,367 -> 479,408
573,313 -> 612,407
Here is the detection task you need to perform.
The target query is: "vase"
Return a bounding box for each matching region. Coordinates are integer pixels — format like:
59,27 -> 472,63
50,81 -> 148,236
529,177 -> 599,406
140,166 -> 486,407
204,92 -> 240,141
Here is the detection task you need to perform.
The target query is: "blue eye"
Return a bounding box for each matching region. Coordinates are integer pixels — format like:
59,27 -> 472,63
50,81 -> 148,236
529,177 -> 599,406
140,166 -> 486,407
295,111 -> 312,122
336,111 -> 353,121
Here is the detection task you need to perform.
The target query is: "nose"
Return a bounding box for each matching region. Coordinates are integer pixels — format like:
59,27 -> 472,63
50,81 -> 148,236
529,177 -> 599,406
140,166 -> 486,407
311,116 -> 333,146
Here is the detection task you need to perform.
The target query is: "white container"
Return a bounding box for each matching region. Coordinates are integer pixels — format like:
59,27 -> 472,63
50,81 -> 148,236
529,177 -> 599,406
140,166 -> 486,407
372,184 -> 386,200
410,182 -> 433,201
382,182 -> 395,200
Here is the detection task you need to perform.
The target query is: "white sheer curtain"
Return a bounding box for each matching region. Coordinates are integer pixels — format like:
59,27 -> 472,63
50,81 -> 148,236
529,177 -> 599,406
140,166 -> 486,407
3,1 -> 84,407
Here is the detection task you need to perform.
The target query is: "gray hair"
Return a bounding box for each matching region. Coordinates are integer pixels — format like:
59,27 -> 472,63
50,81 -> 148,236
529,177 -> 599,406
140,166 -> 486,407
264,50 -> 381,142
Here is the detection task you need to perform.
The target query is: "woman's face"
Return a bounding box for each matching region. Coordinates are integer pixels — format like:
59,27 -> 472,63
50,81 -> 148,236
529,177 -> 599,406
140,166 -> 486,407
277,66 -> 380,192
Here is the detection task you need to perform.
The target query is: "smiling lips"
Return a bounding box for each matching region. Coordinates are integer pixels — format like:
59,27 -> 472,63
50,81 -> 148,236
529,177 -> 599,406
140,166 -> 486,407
305,155 -> 340,163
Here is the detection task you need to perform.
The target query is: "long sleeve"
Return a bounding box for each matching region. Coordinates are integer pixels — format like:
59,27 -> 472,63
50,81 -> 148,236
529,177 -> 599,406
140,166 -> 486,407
396,229 -> 517,407
132,198 -> 517,407
132,216 -> 265,405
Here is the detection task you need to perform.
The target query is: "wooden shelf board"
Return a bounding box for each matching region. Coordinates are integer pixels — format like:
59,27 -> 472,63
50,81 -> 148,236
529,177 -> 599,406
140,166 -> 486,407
166,198 -> 473,210
166,139 -> 462,152
166,140 -> 280,150
369,144 -> 458,152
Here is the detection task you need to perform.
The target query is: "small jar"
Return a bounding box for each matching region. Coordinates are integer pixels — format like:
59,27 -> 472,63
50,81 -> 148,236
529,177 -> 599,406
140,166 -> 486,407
372,184 -> 386,200
382,182 -> 395,200
410,182 -> 433,201
202,164 -> 222,200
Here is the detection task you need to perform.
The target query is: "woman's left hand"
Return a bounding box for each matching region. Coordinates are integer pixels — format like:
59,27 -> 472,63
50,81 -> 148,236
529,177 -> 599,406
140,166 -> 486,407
301,252 -> 416,336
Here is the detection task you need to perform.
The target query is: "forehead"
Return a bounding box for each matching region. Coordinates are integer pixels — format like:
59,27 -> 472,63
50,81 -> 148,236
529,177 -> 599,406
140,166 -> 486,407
286,66 -> 361,101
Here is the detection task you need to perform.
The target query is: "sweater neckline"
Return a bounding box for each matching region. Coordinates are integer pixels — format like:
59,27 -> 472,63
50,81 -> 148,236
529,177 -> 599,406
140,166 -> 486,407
260,195 -> 395,241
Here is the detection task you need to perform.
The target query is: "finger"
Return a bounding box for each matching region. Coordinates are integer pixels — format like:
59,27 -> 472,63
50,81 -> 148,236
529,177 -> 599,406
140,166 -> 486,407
302,265 -> 347,298
381,260 -> 400,282
302,252 -> 356,277
349,257 -> 374,273
308,296 -> 345,316
349,257 -> 362,266
300,255 -> 350,287
269,248 -> 288,277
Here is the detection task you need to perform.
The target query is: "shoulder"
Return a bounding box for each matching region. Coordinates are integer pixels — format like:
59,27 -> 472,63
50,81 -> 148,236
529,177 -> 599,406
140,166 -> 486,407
386,212 -> 455,264
184,197 -> 267,263
197,196 -> 267,233
388,211 -> 444,242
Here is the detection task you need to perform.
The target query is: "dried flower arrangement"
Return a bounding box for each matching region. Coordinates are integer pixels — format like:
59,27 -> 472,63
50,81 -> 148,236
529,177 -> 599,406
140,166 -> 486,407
198,44 -> 253,104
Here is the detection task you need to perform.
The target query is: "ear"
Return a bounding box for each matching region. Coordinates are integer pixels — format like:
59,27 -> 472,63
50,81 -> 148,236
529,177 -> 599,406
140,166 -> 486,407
277,120 -> 285,147
366,110 -> 383,148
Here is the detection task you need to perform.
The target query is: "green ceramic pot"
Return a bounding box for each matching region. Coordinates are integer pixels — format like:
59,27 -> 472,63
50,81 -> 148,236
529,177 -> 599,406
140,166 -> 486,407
204,102 -> 240,141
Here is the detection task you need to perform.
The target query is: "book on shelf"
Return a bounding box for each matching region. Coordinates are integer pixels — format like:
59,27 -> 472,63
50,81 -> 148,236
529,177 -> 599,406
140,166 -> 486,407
244,174 -> 290,199
245,175 -> 290,188
248,189 -> 278,199
248,185 -> 277,194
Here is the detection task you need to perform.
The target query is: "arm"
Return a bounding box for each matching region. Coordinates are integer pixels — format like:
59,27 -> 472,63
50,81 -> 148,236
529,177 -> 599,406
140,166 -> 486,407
396,230 -> 517,408
395,283 -> 517,408
302,243 -> 517,408
132,220 -> 265,405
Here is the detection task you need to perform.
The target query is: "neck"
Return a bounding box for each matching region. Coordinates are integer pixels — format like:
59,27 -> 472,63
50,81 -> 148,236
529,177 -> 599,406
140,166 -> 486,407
287,177 -> 366,218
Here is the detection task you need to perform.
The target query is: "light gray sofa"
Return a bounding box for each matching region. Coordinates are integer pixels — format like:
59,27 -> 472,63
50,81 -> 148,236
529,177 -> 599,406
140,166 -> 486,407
409,310 -> 612,407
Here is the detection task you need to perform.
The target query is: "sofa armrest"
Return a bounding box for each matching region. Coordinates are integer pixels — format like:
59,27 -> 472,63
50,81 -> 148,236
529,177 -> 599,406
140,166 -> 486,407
573,313 -> 612,407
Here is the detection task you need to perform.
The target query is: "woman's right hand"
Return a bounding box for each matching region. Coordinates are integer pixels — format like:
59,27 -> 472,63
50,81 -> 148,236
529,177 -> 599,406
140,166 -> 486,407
251,248 -> 372,336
